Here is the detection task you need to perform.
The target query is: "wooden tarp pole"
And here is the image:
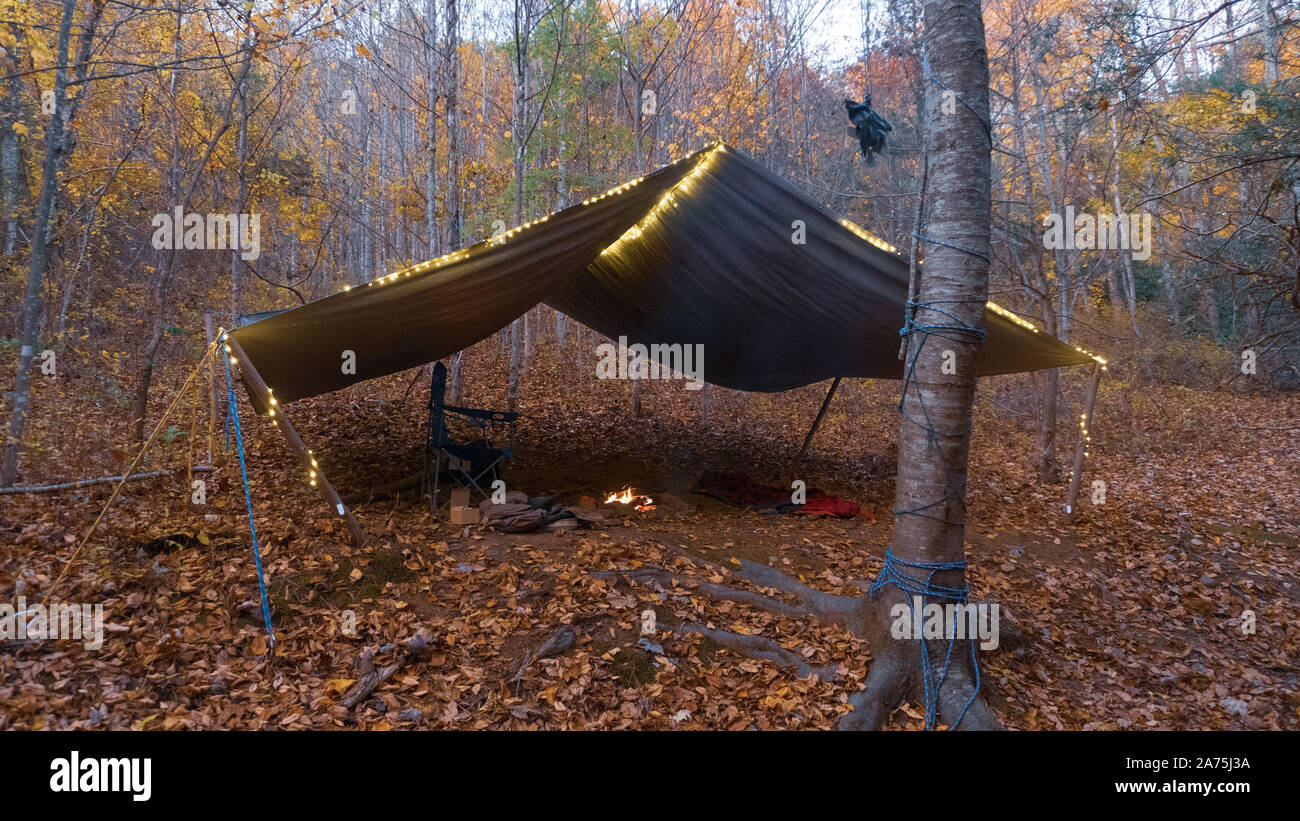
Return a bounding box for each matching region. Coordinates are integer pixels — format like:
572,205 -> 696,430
1064,362 -> 1103,523
224,335 -> 367,547
203,311 -> 219,457
794,376 -> 842,469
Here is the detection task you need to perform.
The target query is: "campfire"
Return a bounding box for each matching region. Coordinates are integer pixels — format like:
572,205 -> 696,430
604,487 -> 655,512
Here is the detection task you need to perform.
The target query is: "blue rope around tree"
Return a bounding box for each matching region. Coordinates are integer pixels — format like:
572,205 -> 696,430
886,297 -> 987,728
895,299 -> 986,527
869,549 -> 981,729
224,339 -> 276,652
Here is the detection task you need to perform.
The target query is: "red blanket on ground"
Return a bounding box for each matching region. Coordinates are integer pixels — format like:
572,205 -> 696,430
691,470 -> 869,519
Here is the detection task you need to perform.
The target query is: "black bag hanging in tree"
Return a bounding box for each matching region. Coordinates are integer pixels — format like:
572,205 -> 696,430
845,95 -> 893,165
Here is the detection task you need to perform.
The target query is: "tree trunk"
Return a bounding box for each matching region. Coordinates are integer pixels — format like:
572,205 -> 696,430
442,0 -> 460,255
1256,0 -> 1280,86
444,0 -> 464,404
1,0 -> 78,487
131,5 -> 185,446
425,0 -> 440,262
508,318 -> 521,413
0,23 -> 24,258
46,0 -> 105,338
230,5 -> 253,319
843,0 -> 1001,731
506,0 -> 533,414
1108,111 -> 1139,335
1007,45 -> 1060,482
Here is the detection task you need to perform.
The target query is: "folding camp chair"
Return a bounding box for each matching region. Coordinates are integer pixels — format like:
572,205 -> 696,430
423,362 -> 518,513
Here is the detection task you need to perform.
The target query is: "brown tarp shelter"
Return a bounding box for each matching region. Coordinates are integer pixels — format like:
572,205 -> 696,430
222,142 -> 1107,543
229,142 -> 1098,406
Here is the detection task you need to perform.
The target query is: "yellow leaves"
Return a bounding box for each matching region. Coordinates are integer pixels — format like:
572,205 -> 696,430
132,714 -> 161,730
356,43 -> 372,59
11,122 -> 29,137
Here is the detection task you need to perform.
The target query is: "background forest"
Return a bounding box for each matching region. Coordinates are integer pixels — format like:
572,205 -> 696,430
0,0 -> 1297,731
3,0 -> 1298,470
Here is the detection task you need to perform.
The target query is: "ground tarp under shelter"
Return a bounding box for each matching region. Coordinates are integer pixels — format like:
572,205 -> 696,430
230,142 -> 1095,404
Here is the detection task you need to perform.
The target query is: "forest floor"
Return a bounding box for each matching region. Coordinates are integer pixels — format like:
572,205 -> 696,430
1,329 -> 1297,730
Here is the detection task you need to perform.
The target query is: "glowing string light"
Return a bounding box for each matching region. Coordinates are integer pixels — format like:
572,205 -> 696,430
985,300 -> 1108,366
839,218 -> 899,254
598,143 -> 724,260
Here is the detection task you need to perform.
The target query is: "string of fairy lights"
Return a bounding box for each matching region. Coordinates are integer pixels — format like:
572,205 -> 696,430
1064,410 -> 1096,483
983,300 -> 1108,367
1080,411 -> 1092,459
839,217 -> 900,254
343,248 -> 470,292
323,142 -> 722,299
838,220 -> 1108,369
225,334 -> 322,490
302,138 -> 1105,374
840,208 -> 1107,369
598,143 -> 724,259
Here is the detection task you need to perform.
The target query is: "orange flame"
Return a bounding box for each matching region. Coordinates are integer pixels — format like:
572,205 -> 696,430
604,487 -> 655,511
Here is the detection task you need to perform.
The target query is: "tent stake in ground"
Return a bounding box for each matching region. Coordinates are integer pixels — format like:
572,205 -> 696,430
224,335 -> 366,547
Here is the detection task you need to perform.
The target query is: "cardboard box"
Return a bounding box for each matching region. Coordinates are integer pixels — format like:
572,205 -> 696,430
449,488 -> 472,508
450,505 -> 479,525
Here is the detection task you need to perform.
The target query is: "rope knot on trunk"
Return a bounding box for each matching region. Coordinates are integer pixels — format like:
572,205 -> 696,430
869,549 -> 980,729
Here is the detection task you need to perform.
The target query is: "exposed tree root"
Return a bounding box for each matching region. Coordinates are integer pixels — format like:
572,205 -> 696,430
840,641 -> 911,731
721,557 -> 871,635
590,568 -> 813,621
674,623 -> 839,681
595,556 -> 1005,731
